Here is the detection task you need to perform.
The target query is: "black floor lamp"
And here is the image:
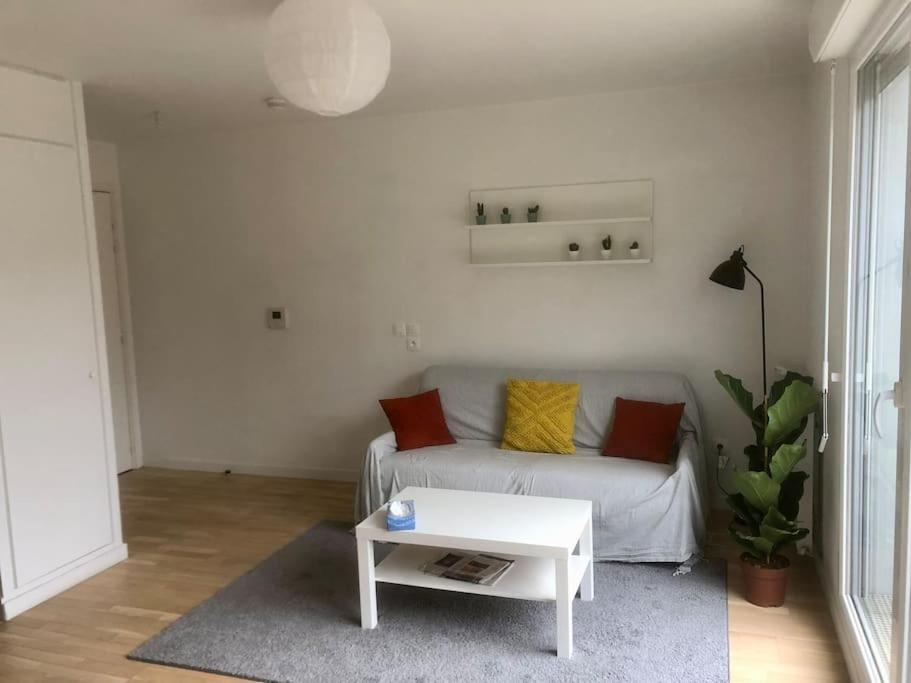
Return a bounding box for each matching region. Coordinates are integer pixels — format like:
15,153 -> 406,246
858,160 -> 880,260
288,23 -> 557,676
709,245 -> 767,401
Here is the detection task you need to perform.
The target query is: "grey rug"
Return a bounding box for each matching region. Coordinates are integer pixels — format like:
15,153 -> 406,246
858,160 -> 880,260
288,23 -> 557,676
130,521 -> 728,682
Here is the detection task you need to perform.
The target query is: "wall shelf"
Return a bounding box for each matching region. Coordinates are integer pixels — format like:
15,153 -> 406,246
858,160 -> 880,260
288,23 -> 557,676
465,216 -> 652,231
466,180 -> 653,268
471,258 -> 651,268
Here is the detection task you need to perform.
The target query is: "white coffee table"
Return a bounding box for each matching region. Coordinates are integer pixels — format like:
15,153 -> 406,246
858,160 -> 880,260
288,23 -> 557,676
355,486 -> 593,658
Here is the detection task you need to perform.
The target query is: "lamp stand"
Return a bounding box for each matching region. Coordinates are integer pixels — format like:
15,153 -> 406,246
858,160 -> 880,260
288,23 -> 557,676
744,264 -> 768,468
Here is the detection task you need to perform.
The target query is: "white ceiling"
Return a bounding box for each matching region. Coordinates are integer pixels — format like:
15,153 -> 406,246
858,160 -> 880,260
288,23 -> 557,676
0,0 -> 812,140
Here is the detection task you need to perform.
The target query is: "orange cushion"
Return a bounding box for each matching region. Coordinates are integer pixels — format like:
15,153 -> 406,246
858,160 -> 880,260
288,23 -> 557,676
379,388 -> 456,451
602,397 -> 685,464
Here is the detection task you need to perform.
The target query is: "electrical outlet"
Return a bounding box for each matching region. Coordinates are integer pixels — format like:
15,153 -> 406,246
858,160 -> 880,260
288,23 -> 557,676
407,336 -> 421,351
266,307 -> 288,329
714,438 -> 728,472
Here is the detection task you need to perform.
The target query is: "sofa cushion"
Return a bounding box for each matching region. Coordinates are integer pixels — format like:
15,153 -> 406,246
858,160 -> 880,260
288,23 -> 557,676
501,378 -> 580,455
602,397 -> 685,464
379,389 -> 456,451
382,441 -> 673,497
420,365 -> 701,449
373,439 -> 682,558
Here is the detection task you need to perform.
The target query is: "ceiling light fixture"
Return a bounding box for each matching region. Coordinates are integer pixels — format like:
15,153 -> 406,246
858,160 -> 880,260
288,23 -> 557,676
263,0 -> 391,117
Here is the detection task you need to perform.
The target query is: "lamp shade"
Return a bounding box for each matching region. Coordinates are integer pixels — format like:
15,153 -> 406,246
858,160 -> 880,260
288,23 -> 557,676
264,0 -> 391,117
709,248 -> 747,290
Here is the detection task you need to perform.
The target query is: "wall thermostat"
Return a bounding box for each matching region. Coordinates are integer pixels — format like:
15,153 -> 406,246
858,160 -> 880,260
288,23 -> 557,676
266,307 -> 288,330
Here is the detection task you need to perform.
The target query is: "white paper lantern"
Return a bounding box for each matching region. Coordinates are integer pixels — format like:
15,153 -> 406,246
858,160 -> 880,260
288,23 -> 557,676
264,0 -> 391,117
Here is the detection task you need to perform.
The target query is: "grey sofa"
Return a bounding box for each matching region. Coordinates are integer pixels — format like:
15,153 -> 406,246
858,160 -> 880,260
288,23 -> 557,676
356,365 -> 709,562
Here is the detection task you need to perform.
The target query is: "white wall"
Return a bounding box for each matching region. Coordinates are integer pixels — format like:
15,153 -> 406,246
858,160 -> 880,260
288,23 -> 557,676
118,74 -> 812,504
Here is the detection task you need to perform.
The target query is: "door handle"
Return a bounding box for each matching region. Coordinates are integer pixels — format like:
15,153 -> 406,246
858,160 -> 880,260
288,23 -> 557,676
873,388 -> 896,438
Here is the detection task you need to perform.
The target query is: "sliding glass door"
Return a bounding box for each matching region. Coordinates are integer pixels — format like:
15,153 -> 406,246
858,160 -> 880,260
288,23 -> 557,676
848,17 -> 911,681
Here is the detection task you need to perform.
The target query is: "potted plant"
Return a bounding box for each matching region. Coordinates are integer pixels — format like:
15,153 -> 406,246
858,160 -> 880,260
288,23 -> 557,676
629,241 -> 640,258
568,242 -> 581,260
601,235 -> 612,260
715,369 -> 818,607
476,202 -> 486,225
500,207 -> 512,224
527,204 -> 541,222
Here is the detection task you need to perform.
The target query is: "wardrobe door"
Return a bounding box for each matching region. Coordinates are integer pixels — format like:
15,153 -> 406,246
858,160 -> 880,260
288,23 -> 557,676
0,137 -> 113,587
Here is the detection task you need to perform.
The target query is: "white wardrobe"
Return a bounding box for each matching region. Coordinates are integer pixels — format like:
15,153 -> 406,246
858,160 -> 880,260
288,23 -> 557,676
0,64 -> 127,619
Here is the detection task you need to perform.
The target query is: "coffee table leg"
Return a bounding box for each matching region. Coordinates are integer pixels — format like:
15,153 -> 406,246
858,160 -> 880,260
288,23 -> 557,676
357,538 -> 377,629
580,517 -> 594,601
556,557 -> 572,658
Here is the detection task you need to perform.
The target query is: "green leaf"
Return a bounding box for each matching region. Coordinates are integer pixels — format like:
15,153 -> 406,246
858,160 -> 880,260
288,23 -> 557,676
777,418 -> 810,448
761,506 -> 791,529
769,442 -> 807,483
727,493 -> 762,533
764,381 -> 818,446
758,507 -> 794,541
768,371 -> 815,406
743,444 -> 765,472
752,536 -> 776,556
759,506 -> 808,555
733,471 -> 781,514
732,507 -> 810,562
715,370 -> 759,425
778,471 -> 809,521
764,525 -> 808,555
729,524 -> 766,559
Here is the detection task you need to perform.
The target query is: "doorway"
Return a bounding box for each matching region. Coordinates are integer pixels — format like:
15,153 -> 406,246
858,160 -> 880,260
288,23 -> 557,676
92,190 -> 139,474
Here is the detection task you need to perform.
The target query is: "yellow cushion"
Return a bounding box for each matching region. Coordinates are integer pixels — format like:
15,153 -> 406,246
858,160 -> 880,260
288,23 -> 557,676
500,378 -> 580,455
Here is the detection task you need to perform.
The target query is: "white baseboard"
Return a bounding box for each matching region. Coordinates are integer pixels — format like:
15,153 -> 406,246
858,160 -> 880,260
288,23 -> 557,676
143,457 -> 359,482
1,542 -> 128,620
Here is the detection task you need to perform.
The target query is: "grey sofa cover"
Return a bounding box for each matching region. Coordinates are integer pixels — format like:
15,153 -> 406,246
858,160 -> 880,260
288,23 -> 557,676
356,365 -> 709,562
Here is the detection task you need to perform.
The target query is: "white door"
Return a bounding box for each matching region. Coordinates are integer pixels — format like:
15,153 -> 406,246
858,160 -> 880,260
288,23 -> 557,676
847,20 -> 911,681
93,191 -> 133,474
0,137 -> 114,586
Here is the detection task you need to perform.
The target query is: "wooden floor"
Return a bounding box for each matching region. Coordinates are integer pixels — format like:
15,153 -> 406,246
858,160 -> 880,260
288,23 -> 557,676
0,468 -> 848,682
708,525 -> 850,682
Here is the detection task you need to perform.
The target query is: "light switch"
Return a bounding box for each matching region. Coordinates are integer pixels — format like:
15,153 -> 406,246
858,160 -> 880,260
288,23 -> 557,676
405,322 -> 421,337
266,307 -> 288,329
393,322 -> 407,337
407,336 -> 421,351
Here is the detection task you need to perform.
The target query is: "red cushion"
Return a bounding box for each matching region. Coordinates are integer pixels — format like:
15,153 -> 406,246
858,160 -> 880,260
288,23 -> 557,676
379,389 -> 456,451
602,397 -> 685,464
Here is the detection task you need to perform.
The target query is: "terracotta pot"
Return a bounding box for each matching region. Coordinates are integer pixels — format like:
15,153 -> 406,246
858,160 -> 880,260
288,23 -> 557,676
740,553 -> 790,607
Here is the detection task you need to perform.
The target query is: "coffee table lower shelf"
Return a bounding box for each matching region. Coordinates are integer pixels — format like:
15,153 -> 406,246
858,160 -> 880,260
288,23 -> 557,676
374,544 -> 590,602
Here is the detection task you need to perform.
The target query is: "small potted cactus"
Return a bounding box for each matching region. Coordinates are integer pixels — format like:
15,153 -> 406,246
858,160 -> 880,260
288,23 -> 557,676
527,204 -> 540,222
629,241 -> 641,258
601,235 -> 612,260
500,207 -> 512,224
476,202 -> 486,225
568,242 -> 581,260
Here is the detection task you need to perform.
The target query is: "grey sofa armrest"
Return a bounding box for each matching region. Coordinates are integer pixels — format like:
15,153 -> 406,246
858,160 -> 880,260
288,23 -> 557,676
674,431 -> 709,525
355,431 -> 397,522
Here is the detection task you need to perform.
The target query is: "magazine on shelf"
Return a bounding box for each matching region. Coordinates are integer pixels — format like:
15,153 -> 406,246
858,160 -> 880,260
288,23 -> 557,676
421,551 -> 514,586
